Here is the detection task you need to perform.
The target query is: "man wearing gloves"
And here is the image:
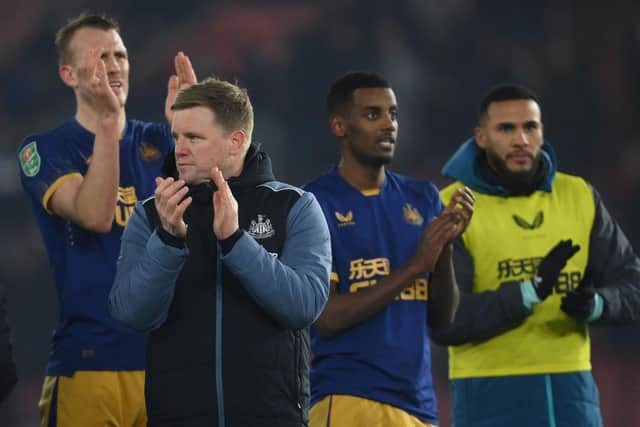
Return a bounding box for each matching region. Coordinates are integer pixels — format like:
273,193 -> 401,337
434,83 -> 640,427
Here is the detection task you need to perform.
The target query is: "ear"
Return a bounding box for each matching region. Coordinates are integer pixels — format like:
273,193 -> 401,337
229,130 -> 247,155
59,65 -> 78,89
474,126 -> 487,149
329,114 -> 347,138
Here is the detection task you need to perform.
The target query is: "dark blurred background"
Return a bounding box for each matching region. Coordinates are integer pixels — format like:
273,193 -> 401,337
1,0 -> 640,425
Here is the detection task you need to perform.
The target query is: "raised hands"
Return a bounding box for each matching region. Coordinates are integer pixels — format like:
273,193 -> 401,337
165,52 -> 198,122
442,186 -> 475,239
154,177 -> 192,238
411,214 -> 460,274
210,167 -> 239,240
76,47 -> 121,117
409,187 -> 474,274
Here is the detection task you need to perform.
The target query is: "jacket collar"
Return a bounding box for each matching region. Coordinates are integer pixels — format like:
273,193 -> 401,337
161,143 -> 276,205
162,142 -> 276,189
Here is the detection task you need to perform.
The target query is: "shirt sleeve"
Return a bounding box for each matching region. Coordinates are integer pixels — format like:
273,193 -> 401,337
18,137 -> 84,212
221,191 -> 332,329
586,186 -> 640,324
108,202 -> 188,331
431,237 -> 533,346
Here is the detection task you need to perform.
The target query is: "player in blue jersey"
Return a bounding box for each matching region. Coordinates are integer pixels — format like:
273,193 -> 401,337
17,13 -> 196,427
304,72 -> 475,427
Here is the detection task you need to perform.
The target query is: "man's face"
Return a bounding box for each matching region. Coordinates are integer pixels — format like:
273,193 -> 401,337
67,27 -> 130,107
476,99 -> 543,174
338,87 -> 398,168
172,106 -> 234,184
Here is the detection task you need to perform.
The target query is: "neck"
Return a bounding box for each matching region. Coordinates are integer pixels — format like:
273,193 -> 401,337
338,157 -> 385,191
221,155 -> 245,180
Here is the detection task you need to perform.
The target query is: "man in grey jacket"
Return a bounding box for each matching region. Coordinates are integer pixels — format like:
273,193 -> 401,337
109,77 -> 331,427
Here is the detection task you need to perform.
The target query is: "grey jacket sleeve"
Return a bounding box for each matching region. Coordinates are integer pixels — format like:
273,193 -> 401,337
587,186 -> 640,324
222,191 -> 331,330
109,202 -> 188,332
431,237 -> 532,346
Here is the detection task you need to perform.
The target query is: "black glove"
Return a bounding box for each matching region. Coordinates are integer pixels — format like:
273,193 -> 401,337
561,269 -> 597,321
532,239 -> 581,300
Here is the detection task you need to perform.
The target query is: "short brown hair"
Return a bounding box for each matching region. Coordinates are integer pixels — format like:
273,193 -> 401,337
172,77 -> 254,142
55,13 -> 120,65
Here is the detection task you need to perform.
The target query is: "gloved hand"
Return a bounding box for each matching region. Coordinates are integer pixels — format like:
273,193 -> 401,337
532,239 -> 581,300
561,269 -> 597,321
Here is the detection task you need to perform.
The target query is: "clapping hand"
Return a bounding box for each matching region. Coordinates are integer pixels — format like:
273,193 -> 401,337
210,167 -> 239,240
77,48 -> 121,118
165,51 -> 198,122
561,269 -> 597,321
532,239 -> 580,300
154,177 -> 192,238
442,186 -> 475,239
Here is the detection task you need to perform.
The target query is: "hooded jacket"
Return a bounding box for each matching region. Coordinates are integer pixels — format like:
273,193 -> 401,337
433,138 -> 640,427
434,138 -> 640,346
109,144 -> 331,426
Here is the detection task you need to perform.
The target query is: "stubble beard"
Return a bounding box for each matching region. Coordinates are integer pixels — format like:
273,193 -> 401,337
487,149 -> 543,186
348,137 -> 394,169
